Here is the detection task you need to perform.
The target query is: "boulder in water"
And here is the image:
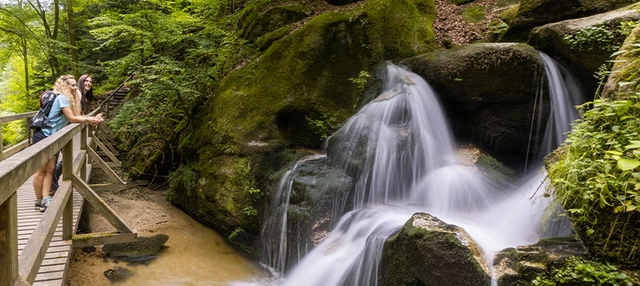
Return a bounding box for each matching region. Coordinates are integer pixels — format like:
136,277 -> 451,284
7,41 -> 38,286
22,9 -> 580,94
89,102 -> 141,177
379,213 -> 492,286
102,234 -> 169,261
402,43 -> 547,155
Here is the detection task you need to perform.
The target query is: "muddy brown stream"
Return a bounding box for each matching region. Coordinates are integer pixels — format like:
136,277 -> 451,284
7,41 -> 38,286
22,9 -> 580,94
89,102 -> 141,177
65,184 -> 265,285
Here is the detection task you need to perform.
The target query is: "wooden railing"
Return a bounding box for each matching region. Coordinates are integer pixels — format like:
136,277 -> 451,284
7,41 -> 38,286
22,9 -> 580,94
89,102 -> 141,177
0,109 -> 135,286
0,111 -> 37,161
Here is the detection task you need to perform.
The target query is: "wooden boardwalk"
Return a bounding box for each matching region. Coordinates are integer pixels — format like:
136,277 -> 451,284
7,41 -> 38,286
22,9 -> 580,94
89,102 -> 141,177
15,137 -> 86,286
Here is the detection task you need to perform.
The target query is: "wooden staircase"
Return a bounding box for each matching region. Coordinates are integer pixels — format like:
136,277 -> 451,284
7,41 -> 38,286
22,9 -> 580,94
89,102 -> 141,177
102,87 -> 130,117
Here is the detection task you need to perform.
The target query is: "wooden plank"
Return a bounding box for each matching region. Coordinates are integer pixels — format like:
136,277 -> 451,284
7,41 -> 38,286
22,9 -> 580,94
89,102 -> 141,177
72,232 -> 137,247
72,174 -> 133,234
94,131 -> 119,155
37,265 -> 65,273
92,136 -> 120,163
86,147 -> 125,185
0,111 -> 36,124
17,182 -> 72,284
33,280 -> 63,286
40,259 -> 67,266
89,184 -> 128,192
34,271 -> 64,281
1,140 -> 30,161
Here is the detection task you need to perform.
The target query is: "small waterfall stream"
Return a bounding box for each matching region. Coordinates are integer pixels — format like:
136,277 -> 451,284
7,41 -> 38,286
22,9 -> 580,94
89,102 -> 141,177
244,54 -> 585,286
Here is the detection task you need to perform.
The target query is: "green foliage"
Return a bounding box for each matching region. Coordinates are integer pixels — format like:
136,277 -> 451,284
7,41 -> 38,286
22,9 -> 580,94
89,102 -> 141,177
563,25 -> 619,52
489,21 -> 509,35
462,5 -> 485,24
547,96 -> 640,265
306,112 -> 341,141
531,256 -> 632,286
167,164 -> 198,201
348,70 -> 370,91
549,96 -> 640,217
618,21 -> 639,37
233,158 -> 262,217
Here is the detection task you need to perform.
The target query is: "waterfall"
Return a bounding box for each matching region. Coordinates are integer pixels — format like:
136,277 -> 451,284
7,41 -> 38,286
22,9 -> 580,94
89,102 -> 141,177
244,57 -> 584,286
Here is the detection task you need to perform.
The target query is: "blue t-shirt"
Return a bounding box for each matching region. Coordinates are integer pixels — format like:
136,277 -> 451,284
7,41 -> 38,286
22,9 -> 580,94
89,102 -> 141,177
42,94 -> 70,136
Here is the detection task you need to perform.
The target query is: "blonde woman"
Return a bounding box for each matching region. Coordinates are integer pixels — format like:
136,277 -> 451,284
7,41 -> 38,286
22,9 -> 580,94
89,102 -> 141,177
33,75 -> 103,212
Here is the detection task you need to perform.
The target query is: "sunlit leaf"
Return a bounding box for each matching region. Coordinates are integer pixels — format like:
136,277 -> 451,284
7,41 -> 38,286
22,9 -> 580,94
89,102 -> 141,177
625,140 -> 640,150
618,159 -> 640,171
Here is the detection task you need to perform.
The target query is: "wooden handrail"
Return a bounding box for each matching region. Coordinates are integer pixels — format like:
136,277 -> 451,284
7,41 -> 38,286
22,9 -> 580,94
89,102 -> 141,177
0,111 -> 37,162
0,120 -> 85,286
1,104 -> 134,286
0,111 -> 37,124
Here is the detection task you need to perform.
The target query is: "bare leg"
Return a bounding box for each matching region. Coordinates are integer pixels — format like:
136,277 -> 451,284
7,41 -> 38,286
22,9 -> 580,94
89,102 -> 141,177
33,157 -> 55,199
41,157 -> 56,198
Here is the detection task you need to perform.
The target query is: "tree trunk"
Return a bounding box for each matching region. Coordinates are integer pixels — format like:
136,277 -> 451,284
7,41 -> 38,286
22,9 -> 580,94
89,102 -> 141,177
22,39 -> 29,95
65,0 -> 79,79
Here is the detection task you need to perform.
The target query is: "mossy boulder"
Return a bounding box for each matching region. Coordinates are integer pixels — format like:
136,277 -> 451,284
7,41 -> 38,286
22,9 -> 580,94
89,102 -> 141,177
493,236 -> 587,285
379,213 -> 492,286
175,0 -> 439,255
601,21 -> 640,99
529,3 -> 640,98
238,5 -> 308,43
401,43 -> 547,155
500,0 -> 637,42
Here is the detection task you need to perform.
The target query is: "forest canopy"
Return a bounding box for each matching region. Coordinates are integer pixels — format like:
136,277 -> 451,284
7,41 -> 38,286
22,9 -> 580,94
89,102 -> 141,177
0,0 -> 248,147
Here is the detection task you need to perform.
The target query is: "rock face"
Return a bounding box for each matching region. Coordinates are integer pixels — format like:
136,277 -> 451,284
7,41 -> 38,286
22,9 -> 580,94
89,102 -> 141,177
172,0 -> 439,254
529,3 -> 640,98
379,213 -> 492,286
601,21 -> 640,99
261,154 -> 354,270
493,236 -> 587,286
402,43 -> 548,156
501,0 -> 637,42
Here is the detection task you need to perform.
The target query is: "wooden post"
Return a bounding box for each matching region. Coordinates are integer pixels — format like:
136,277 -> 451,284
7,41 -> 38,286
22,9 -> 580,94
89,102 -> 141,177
0,193 -> 18,286
62,139 -> 73,240
79,125 -> 90,231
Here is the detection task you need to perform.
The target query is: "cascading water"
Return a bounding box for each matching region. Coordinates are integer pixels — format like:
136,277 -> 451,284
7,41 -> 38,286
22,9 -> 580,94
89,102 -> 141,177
245,56 -> 584,286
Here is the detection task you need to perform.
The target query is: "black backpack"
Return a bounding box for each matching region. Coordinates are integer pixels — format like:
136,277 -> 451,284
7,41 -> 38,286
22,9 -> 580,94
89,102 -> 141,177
30,91 -> 59,130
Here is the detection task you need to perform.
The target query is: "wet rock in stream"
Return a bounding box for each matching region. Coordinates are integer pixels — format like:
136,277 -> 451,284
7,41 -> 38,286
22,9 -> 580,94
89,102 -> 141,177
102,234 -> 169,262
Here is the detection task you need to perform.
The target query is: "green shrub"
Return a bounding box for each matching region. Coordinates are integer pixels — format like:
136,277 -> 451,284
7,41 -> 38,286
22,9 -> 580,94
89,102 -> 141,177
547,95 -> 640,266
532,256 -> 632,286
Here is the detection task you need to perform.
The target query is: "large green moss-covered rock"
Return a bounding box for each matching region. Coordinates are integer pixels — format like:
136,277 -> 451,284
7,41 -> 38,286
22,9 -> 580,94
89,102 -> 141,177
402,43 -> 547,156
238,5 -> 307,43
500,0 -> 637,42
529,3 -> 640,99
173,0 -> 439,255
379,213 -> 492,286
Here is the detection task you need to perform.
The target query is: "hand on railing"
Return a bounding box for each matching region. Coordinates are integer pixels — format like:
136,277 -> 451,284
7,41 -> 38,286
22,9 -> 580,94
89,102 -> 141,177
87,113 -> 104,126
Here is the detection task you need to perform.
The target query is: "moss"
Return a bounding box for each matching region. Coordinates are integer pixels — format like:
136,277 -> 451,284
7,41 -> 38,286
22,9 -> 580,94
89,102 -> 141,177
499,4 -> 519,23
178,0 -> 439,255
255,26 -> 292,50
462,5 -> 486,24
